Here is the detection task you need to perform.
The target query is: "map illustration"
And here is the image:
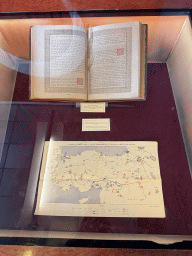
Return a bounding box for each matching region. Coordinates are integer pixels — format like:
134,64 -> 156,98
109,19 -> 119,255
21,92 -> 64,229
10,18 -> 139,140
35,141 -> 165,218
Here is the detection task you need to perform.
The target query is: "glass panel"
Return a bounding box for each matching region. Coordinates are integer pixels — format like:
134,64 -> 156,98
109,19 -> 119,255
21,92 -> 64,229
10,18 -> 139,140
0,11 -> 191,242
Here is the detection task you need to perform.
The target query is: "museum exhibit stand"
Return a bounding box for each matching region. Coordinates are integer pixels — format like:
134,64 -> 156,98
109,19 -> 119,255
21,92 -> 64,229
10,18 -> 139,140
0,10 -> 192,249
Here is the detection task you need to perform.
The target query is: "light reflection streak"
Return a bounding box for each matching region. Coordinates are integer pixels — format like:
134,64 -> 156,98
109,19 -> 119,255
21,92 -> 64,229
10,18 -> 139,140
0,9 -> 84,76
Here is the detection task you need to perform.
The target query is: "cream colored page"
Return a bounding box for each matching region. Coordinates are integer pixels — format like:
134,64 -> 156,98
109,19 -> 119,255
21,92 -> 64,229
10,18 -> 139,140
88,22 -> 141,101
31,25 -> 87,100
35,141 -> 165,218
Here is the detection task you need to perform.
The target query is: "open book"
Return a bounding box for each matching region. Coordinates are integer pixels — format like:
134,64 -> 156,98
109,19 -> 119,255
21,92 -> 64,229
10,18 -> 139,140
31,22 -> 147,101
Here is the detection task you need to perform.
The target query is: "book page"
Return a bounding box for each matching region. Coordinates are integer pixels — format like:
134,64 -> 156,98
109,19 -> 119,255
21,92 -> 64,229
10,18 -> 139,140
35,141 -> 165,218
88,22 -> 141,101
31,25 -> 87,100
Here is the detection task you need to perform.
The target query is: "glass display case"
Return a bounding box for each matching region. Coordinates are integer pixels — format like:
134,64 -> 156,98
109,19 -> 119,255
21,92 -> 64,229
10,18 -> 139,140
0,10 -> 192,248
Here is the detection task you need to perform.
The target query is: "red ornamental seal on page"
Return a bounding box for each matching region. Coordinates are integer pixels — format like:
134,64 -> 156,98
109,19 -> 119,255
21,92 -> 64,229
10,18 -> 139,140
116,47 -> 124,56
77,78 -> 83,85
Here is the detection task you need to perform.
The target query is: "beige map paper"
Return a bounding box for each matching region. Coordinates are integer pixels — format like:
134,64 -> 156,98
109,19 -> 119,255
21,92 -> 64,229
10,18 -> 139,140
35,141 -> 165,218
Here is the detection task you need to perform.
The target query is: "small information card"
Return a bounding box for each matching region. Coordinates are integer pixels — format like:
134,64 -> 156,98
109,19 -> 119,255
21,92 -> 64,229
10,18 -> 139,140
82,118 -> 110,131
80,102 -> 106,113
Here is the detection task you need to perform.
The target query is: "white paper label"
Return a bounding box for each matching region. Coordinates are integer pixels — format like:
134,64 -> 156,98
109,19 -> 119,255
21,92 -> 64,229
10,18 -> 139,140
80,102 -> 106,112
82,118 -> 110,131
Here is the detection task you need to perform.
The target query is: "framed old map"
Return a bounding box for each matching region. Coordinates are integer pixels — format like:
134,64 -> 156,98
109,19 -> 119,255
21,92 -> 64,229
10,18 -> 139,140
35,141 -> 165,218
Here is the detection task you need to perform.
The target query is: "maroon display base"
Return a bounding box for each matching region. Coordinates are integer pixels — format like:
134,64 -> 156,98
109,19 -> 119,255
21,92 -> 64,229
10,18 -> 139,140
3,63 -> 191,236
